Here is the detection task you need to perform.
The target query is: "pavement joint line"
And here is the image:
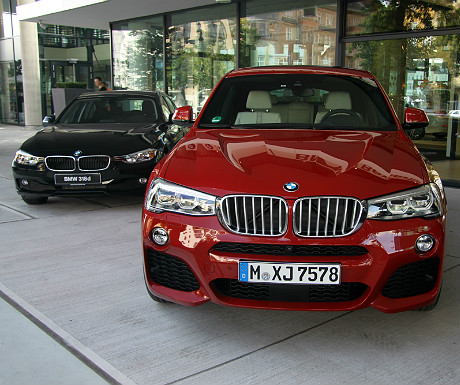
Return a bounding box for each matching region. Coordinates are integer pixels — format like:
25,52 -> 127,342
0,202 -> 36,219
79,198 -> 114,208
167,264 -> 460,385
166,311 -> 354,385
0,282 -> 138,385
444,263 -> 460,272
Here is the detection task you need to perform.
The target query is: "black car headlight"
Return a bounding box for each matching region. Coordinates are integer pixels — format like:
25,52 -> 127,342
116,149 -> 157,164
13,150 -> 44,166
145,178 -> 216,215
367,184 -> 444,220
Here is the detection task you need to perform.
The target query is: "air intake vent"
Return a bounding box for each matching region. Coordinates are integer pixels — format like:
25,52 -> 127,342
218,195 -> 288,236
293,197 -> 365,237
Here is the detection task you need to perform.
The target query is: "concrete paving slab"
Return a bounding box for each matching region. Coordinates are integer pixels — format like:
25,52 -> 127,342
0,297 -> 110,385
173,265 -> 460,385
445,187 -> 460,258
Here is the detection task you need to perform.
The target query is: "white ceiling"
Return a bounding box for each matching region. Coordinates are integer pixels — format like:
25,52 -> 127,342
18,0 -> 218,30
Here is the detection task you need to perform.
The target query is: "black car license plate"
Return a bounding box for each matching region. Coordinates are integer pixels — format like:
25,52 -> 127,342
54,173 -> 102,186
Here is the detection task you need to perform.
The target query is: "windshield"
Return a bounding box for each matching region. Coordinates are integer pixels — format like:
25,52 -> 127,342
58,96 -> 159,124
198,74 -> 397,131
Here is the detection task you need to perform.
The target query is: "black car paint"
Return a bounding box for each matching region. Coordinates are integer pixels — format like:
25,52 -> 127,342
12,91 -> 189,200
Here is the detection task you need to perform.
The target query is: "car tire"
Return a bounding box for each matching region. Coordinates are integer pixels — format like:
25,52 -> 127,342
21,196 -> 48,205
407,127 -> 425,140
413,283 -> 442,311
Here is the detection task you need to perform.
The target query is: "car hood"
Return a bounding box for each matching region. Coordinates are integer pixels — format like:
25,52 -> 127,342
20,123 -> 165,157
164,129 -> 425,200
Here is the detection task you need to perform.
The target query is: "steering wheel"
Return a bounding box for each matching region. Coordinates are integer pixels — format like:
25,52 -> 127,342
319,109 -> 362,126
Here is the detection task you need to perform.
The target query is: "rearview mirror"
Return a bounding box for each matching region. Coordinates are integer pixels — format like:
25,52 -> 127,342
403,108 -> 429,129
172,106 -> 193,124
42,115 -> 55,126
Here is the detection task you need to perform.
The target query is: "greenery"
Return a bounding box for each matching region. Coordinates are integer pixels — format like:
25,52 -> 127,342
349,0 -> 460,116
54,82 -> 87,88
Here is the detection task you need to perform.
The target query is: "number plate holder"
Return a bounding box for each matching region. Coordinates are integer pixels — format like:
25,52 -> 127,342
239,261 -> 341,285
54,173 -> 102,186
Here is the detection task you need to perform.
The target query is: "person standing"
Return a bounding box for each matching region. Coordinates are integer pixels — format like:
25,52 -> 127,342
94,77 -> 103,91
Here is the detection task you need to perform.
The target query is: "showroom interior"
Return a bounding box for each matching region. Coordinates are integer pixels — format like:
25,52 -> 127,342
1,0 -> 460,186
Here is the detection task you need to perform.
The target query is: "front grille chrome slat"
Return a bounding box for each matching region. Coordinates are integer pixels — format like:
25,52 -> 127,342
45,155 -> 110,171
218,195 -> 364,238
45,156 -> 75,171
294,196 -> 364,238
218,195 -> 288,237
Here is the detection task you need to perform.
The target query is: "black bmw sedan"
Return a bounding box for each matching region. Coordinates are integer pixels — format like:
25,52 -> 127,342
12,91 -> 190,204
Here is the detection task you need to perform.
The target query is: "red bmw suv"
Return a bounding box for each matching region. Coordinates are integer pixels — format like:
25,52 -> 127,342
142,66 -> 446,313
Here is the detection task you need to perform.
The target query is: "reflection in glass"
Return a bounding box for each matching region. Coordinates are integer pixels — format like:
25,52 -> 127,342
168,5 -> 236,113
346,0 -> 460,36
112,17 -> 164,91
347,35 -> 460,182
241,0 -> 337,68
0,61 -> 19,124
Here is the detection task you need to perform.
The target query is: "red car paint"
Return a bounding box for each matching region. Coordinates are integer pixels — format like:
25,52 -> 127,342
142,66 -> 446,313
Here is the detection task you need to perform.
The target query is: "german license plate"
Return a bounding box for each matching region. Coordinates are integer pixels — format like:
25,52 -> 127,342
54,173 -> 101,186
239,261 -> 341,285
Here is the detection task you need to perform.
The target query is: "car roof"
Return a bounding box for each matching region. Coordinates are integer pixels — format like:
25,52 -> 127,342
76,90 -> 163,99
225,66 -> 374,79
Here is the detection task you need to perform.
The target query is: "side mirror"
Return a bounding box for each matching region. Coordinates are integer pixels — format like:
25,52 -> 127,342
171,106 -> 193,124
42,115 -> 55,126
403,107 -> 429,129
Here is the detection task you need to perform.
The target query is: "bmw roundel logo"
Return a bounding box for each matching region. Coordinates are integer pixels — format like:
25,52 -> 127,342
74,150 -> 82,157
283,182 -> 299,192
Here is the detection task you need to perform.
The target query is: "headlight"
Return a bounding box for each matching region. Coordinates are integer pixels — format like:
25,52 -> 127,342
145,178 -> 217,216
13,150 -> 44,166
367,184 -> 444,220
115,148 -> 157,163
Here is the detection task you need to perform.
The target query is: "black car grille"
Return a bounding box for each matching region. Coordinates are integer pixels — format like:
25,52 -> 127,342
45,156 -> 75,171
78,156 -> 110,171
145,249 -> 200,292
218,195 -> 288,236
293,197 -> 365,237
381,257 -> 440,299
213,279 -> 367,302
45,155 -> 110,171
212,243 -> 368,257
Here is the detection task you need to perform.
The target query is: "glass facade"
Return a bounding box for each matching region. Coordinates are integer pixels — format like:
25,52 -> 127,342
346,0 -> 460,36
108,0 -> 460,184
241,0 -> 336,67
345,0 -> 460,184
38,24 -> 110,116
168,5 -> 237,113
0,0 -> 22,124
112,17 -> 164,91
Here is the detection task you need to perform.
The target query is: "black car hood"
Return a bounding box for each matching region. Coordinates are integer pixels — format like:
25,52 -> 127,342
21,123 -> 164,157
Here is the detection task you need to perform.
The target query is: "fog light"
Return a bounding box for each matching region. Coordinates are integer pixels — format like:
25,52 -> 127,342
21,179 -> 29,186
151,227 -> 169,246
139,178 -> 148,184
415,234 -> 435,253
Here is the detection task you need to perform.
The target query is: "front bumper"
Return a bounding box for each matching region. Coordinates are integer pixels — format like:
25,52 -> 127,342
13,160 -> 155,197
142,211 -> 445,313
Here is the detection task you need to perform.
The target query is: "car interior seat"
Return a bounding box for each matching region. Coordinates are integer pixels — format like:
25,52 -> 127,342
235,90 -> 281,125
314,91 -> 353,124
